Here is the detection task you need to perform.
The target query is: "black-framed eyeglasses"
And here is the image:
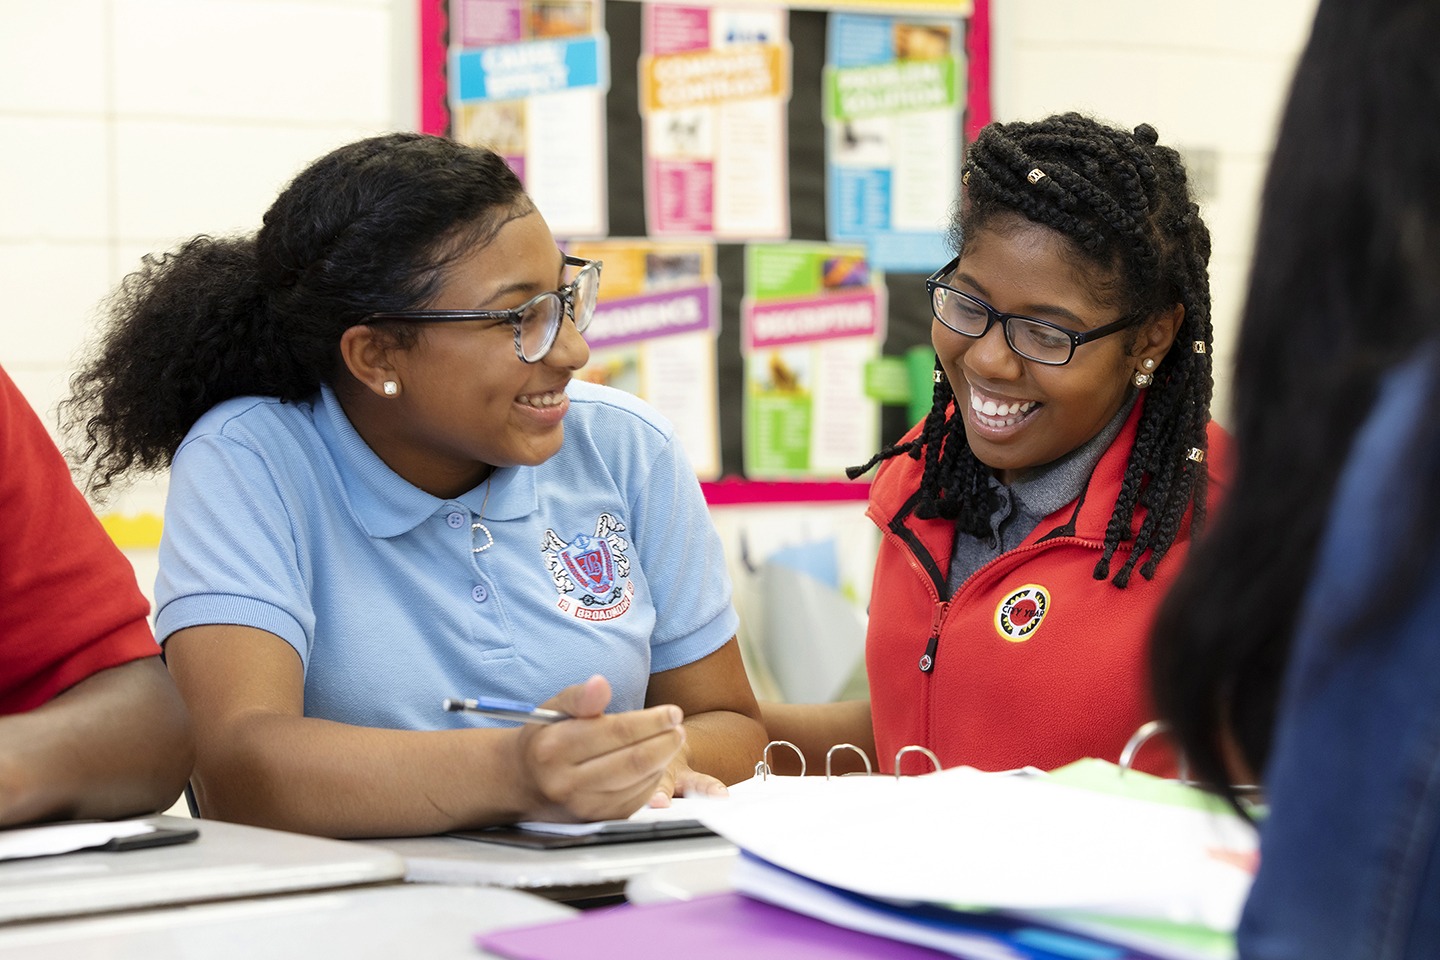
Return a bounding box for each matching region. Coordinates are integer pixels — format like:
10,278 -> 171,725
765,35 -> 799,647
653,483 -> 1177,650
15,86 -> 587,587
364,256 -> 602,363
925,256 -> 1139,366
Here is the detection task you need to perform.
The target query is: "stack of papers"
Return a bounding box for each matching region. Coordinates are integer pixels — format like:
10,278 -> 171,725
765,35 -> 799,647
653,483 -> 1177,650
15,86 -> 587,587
689,762 -> 1256,960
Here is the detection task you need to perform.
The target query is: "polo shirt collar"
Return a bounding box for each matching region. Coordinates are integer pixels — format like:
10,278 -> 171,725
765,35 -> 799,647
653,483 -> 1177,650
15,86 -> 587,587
313,385 -> 538,539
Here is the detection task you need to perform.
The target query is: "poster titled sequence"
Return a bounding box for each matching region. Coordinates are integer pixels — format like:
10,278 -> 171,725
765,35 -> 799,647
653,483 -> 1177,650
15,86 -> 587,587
568,238 -> 723,478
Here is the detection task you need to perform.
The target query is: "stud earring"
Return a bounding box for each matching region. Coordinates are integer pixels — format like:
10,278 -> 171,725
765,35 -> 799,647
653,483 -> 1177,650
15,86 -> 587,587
1142,358 -> 1157,371
1133,371 -> 1154,388
382,380 -> 399,397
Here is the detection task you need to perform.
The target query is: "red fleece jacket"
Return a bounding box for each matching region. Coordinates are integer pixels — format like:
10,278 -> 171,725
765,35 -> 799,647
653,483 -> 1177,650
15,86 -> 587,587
865,399 -> 1231,775
0,367 -> 158,714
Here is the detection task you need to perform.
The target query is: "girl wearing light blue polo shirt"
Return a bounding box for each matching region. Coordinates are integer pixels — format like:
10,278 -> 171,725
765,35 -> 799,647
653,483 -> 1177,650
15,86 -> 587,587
67,133 -> 767,838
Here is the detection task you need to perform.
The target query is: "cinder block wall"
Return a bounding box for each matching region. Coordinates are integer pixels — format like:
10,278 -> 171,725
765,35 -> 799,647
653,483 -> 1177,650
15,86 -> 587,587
989,0 -> 1320,421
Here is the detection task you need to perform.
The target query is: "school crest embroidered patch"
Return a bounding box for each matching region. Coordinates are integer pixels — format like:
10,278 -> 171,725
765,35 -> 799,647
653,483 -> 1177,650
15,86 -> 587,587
994,583 -> 1050,642
542,513 -> 635,621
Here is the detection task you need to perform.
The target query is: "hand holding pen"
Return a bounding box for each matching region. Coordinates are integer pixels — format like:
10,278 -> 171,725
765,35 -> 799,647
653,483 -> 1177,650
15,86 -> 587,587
447,675 -> 687,824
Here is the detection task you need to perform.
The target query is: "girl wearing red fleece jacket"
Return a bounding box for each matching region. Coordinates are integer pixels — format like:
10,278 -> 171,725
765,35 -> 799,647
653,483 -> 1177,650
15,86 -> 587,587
766,113 -> 1228,775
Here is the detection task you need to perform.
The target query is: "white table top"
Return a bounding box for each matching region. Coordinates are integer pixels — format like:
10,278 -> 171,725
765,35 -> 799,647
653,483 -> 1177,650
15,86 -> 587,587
0,883 -> 574,959
0,815 -> 404,925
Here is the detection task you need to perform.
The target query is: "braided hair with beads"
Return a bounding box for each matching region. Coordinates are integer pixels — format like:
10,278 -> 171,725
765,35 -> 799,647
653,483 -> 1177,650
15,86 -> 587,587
849,113 -> 1215,587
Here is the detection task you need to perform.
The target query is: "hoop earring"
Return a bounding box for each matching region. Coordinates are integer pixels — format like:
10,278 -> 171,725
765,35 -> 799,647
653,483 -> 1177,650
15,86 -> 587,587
382,380 -> 400,397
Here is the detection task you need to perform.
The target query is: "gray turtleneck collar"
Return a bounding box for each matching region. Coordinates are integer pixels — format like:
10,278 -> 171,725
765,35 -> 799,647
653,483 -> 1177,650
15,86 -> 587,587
946,394 -> 1136,595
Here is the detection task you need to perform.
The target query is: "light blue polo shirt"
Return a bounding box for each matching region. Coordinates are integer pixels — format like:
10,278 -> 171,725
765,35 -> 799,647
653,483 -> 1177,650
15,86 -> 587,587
154,380 -> 738,731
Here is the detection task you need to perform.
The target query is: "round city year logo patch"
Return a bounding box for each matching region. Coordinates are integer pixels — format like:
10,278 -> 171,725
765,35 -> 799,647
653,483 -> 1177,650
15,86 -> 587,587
994,584 -> 1051,642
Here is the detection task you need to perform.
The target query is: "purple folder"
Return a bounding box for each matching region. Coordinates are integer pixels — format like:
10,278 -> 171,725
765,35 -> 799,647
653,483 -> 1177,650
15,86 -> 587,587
479,892 -> 954,960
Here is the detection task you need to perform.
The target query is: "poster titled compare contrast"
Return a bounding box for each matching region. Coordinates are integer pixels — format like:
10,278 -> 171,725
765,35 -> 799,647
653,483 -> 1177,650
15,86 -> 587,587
639,4 -> 791,240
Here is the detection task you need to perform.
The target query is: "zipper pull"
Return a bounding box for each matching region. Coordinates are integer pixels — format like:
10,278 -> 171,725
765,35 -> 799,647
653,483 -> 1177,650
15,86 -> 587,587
918,601 -> 947,673
918,633 -> 939,673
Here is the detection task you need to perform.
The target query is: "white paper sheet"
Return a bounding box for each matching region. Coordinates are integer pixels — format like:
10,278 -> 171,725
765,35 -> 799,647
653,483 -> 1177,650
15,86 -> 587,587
0,820 -> 156,862
692,766 -> 1256,931
515,795 -> 725,836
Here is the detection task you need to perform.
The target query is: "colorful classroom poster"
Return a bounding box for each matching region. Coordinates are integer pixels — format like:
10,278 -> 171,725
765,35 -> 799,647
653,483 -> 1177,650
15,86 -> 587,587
639,4 -> 791,240
450,0 -> 609,239
824,12 -> 965,272
741,244 -> 885,479
568,239 -> 723,479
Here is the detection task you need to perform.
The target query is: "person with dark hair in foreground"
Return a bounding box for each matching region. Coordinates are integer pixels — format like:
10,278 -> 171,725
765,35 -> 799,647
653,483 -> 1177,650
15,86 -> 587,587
1150,1 -> 1440,955
66,133 -> 764,839
0,365 -> 193,826
766,113 -> 1230,775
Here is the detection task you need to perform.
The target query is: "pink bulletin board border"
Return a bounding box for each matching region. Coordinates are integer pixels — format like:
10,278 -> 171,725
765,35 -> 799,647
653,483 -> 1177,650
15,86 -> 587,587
965,0 -> 991,141
701,478 -> 871,505
420,0 -> 450,134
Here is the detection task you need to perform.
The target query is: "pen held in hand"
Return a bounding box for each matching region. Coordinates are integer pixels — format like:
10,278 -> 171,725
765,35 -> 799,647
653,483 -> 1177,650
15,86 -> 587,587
442,696 -> 571,725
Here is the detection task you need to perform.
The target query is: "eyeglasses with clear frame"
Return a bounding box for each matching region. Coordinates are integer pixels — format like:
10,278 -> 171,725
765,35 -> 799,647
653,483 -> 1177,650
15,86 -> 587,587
364,256 -> 602,363
925,255 -> 1140,366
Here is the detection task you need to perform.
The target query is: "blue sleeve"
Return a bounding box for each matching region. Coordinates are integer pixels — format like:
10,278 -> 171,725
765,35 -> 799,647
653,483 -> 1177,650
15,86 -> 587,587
1237,355 -> 1440,958
154,432 -> 315,667
630,431 -> 738,674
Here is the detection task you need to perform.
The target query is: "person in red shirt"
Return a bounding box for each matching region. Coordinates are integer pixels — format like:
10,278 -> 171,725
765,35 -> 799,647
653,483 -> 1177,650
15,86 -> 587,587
0,364 -> 192,826
766,113 -> 1228,775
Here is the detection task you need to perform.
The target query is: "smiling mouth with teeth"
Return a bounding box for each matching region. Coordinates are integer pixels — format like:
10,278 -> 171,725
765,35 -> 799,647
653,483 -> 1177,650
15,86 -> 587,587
970,391 -> 1038,428
517,391 -> 566,409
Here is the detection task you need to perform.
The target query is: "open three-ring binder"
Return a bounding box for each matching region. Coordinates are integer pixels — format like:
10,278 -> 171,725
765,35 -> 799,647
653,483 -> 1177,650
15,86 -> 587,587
681,727 -> 1256,960
750,739 -> 943,779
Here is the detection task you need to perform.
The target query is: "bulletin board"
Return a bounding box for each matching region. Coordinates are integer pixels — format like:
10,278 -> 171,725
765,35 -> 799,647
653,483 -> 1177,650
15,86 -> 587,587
418,0 -> 990,489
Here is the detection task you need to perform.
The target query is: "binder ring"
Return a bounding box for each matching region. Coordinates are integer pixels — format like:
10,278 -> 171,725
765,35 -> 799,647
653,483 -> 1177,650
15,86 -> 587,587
825,743 -> 874,779
1118,720 -> 1192,783
1120,721 -> 1263,796
755,740 -> 806,780
893,745 -> 942,778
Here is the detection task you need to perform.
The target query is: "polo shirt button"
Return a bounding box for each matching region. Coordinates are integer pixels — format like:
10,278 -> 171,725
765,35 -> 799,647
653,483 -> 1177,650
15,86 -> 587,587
446,511 -> 466,529
471,584 -> 489,603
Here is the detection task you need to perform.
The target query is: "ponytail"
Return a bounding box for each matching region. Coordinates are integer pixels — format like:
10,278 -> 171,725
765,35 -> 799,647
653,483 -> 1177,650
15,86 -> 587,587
66,235 -> 312,493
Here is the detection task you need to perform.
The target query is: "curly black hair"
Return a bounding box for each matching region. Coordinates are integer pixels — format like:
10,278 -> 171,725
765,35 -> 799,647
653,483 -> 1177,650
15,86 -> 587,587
65,132 -> 531,495
849,112 -> 1215,588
